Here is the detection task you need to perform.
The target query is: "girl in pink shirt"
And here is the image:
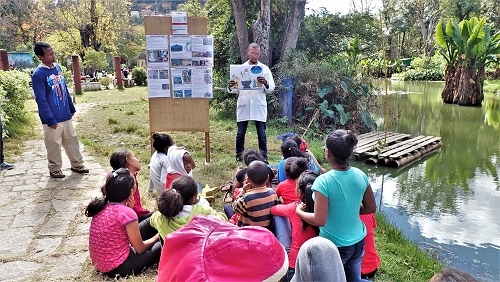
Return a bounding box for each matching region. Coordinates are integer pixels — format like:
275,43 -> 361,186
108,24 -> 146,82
109,150 -> 151,221
271,170 -> 320,281
86,168 -> 160,277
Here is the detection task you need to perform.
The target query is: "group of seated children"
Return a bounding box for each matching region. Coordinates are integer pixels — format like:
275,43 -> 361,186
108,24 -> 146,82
85,129 -> 381,281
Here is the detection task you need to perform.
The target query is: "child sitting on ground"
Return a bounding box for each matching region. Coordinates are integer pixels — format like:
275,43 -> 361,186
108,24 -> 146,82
228,148 -> 275,201
150,175 -> 227,240
275,156 -> 309,204
87,168 -> 161,278
232,160 -> 278,228
148,132 -> 174,193
165,147 -> 195,189
272,170 -> 320,282
109,150 -> 151,221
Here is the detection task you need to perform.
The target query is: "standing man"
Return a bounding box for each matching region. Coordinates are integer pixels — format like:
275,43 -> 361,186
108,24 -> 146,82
32,42 -> 89,178
0,118 -> 14,170
228,43 -> 275,162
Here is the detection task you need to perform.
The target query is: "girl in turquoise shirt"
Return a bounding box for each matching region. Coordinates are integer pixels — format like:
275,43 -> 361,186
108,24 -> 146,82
296,129 -> 376,282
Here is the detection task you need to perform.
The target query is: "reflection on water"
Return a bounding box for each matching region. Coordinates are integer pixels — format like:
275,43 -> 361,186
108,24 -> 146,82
362,80 -> 500,281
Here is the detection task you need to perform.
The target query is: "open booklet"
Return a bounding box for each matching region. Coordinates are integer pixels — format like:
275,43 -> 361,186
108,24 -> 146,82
230,64 -> 265,90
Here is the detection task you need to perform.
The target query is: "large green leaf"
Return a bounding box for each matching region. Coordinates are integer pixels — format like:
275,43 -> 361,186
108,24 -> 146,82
451,20 -> 465,53
467,17 -> 486,56
319,100 -> 329,112
436,19 -> 448,49
317,86 -> 333,99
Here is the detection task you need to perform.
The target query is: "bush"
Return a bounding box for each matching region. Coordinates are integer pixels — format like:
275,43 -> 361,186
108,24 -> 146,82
99,76 -> 113,89
272,50 -> 377,135
397,54 -> 445,81
132,67 -> 147,85
0,70 -> 31,127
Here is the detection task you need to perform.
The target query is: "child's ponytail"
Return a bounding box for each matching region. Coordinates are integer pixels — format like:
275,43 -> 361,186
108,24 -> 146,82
85,197 -> 109,217
86,168 -> 135,217
157,175 -> 198,219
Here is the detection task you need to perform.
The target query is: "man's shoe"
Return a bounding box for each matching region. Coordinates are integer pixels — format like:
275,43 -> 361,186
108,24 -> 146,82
50,170 -> 66,178
0,162 -> 14,170
71,165 -> 90,173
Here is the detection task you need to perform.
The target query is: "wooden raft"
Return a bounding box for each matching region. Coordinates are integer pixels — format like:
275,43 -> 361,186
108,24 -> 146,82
353,132 -> 442,168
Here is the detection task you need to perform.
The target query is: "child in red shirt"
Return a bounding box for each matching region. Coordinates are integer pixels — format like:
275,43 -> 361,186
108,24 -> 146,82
275,156 -> 308,204
360,213 -> 380,279
165,147 -> 195,189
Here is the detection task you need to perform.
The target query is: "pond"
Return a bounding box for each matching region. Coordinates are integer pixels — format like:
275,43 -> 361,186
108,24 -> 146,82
356,80 -> 499,281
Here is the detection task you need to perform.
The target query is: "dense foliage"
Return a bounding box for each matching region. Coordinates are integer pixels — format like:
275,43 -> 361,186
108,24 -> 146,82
0,70 -> 31,127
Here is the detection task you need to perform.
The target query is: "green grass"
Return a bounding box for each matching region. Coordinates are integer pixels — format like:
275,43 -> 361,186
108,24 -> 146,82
484,79 -> 500,94
4,86 -> 443,281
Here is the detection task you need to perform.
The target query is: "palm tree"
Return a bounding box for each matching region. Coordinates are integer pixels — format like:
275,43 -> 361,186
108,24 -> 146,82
435,17 -> 500,106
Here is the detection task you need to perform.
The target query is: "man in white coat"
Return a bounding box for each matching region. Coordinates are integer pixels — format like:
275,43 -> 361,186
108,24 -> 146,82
228,43 -> 275,162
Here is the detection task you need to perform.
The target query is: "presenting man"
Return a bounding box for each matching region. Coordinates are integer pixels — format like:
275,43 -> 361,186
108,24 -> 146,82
228,43 -> 275,162
32,42 -> 89,178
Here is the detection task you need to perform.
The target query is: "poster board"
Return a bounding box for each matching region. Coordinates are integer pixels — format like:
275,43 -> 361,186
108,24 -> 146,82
144,16 -> 211,161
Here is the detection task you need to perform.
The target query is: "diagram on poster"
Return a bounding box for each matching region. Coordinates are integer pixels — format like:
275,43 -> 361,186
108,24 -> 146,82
146,35 -> 169,66
230,64 -> 265,90
147,67 -> 170,98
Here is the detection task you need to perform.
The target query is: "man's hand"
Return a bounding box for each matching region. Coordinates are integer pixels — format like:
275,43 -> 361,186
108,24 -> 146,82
228,80 -> 236,89
49,124 -> 57,129
257,76 -> 268,88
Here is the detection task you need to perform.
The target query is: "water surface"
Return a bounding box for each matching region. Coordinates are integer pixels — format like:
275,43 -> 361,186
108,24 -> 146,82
358,80 -> 499,281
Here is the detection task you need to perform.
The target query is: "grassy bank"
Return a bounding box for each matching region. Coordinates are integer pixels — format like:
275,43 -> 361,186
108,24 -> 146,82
8,87 -> 442,281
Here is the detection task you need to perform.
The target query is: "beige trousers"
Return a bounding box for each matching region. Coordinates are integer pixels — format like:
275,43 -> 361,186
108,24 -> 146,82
43,120 -> 84,172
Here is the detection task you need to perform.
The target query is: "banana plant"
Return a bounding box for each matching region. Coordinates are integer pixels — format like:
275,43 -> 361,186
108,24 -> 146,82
435,17 -> 500,106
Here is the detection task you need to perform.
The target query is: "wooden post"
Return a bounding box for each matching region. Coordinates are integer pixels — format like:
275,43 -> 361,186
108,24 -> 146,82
0,50 -> 9,71
72,55 -> 82,98
204,132 -> 211,163
114,56 -> 123,89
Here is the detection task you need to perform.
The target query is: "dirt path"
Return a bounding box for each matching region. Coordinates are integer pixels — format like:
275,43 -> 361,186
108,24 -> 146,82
0,103 -> 104,281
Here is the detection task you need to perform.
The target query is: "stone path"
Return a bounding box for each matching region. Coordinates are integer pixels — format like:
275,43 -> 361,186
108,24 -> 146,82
0,107 -> 104,281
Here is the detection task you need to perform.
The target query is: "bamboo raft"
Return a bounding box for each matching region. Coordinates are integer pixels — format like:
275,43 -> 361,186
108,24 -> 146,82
354,132 -> 442,168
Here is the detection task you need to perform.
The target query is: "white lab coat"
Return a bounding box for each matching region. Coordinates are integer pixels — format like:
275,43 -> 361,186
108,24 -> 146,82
229,61 -> 275,122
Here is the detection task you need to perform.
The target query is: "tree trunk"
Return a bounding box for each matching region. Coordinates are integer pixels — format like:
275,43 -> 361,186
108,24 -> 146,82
252,0 -> 272,66
450,64 -> 484,106
280,0 -> 306,62
231,0 -> 249,62
442,65 -> 456,104
90,0 -> 99,50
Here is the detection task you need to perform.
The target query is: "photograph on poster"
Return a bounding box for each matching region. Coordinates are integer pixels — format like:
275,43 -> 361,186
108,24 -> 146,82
192,58 -> 213,67
148,69 -> 159,79
159,70 -> 169,79
172,59 -> 192,67
147,50 -> 169,63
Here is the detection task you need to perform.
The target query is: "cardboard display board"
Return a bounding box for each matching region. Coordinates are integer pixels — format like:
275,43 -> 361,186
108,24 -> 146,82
144,16 -> 211,162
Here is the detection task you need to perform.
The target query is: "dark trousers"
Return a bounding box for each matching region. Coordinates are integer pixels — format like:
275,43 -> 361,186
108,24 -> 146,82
236,120 -> 267,159
103,216 -> 161,278
0,118 -> 4,162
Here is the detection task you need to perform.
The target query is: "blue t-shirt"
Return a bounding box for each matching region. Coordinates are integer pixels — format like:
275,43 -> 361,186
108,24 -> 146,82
32,64 -> 75,126
312,167 -> 369,247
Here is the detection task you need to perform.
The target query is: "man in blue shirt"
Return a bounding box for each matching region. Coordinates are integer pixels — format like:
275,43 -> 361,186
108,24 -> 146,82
32,42 -> 89,178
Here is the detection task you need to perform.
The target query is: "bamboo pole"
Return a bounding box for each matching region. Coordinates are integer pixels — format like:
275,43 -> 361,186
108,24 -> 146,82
380,14 -> 389,146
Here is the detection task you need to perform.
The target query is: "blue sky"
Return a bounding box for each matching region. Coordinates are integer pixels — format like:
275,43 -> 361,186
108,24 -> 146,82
306,0 -> 383,15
